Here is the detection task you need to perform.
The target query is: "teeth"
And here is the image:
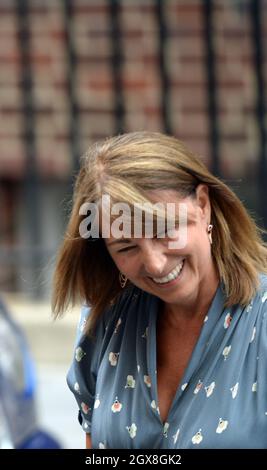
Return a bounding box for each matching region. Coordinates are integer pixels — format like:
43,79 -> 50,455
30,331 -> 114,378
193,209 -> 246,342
152,260 -> 185,284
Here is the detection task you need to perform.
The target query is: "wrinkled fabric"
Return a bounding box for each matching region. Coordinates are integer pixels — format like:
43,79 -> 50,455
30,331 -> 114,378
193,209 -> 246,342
67,274 -> 267,449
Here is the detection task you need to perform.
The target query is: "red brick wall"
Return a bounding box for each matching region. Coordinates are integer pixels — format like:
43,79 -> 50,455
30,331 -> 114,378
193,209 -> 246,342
0,0 -> 264,179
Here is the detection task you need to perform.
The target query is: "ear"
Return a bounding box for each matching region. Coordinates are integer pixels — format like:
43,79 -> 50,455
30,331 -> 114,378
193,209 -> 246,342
195,184 -> 211,220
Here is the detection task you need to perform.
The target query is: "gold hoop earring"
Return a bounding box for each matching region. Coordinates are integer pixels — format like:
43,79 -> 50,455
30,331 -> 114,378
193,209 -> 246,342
119,272 -> 127,288
207,224 -> 213,245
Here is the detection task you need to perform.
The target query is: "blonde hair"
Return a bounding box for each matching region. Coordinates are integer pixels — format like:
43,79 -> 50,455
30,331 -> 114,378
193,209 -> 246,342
52,131 -> 267,331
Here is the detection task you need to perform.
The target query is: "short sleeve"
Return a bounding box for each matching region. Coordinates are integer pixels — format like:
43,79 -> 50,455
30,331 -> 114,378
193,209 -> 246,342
66,305 -> 112,434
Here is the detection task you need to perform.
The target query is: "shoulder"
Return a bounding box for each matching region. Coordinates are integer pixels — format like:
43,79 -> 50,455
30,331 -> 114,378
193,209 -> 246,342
68,285 -> 144,380
95,284 -> 143,332
250,273 -> 267,311
248,273 -> 267,338
258,273 -> 267,298
77,285 -> 143,347
251,274 -> 267,355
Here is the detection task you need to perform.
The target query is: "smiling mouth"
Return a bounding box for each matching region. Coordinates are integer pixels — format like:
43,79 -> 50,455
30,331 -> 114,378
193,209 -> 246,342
151,259 -> 185,284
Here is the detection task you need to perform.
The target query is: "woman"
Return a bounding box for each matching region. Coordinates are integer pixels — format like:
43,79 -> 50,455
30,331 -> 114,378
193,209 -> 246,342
53,131 -> 267,449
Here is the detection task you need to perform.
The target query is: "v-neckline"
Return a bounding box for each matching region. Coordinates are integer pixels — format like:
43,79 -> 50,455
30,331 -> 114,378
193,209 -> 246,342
147,283 -> 226,426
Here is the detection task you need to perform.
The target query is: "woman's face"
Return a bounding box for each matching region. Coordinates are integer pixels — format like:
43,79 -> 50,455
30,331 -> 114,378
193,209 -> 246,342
104,185 -> 218,310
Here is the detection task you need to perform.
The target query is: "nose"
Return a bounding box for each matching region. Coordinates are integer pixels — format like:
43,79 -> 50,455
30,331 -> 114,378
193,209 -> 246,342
141,240 -> 166,277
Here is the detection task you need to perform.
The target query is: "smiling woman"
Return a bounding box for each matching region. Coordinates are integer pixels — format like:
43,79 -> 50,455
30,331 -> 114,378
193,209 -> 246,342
52,131 -> 267,449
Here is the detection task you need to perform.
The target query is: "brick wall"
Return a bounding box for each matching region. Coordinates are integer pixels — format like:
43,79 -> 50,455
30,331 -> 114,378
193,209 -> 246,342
0,0 -> 265,180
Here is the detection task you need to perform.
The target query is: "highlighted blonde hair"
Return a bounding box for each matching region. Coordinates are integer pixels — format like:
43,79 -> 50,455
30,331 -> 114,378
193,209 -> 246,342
52,131 -> 267,331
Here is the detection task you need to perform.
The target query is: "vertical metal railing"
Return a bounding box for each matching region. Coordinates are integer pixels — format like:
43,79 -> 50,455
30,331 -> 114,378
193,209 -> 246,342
250,0 -> 267,230
16,0 -> 42,298
155,0 -> 172,135
203,0 -> 221,177
109,0 -> 125,134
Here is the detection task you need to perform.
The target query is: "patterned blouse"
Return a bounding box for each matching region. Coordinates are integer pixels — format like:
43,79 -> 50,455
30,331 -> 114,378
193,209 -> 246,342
67,274 -> 267,449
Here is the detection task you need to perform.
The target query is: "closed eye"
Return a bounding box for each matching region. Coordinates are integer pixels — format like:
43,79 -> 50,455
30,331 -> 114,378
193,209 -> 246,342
155,230 -> 169,239
117,245 -> 137,253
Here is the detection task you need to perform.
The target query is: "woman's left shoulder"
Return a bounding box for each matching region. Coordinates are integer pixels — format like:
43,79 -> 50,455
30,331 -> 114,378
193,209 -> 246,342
249,274 -> 267,327
258,272 -> 267,287
242,274 -> 267,320
257,273 -> 267,304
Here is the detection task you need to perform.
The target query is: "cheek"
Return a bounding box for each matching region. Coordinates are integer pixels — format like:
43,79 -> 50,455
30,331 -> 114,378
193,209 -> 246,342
114,255 -> 139,278
194,239 -> 212,265
118,257 -> 128,269
109,252 -> 128,272
181,237 -> 208,264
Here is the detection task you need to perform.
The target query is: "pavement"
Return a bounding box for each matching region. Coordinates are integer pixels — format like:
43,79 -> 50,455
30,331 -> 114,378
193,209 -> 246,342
3,294 -> 85,449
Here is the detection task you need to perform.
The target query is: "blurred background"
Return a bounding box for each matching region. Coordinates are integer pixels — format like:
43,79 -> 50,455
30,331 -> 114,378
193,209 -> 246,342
0,0 -> 266,449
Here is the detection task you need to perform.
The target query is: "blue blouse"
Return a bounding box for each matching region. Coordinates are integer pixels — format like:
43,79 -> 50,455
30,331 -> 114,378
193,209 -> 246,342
67,274 -> 267,449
